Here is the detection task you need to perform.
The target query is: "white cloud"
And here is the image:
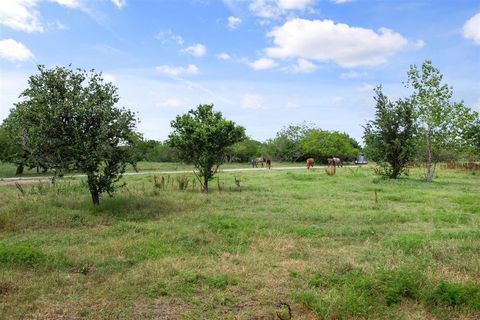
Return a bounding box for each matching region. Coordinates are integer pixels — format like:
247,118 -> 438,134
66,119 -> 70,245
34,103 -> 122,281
0,38 -> 34,62
180,43 -> 207,57
216,52 -> 231,60
265,18 -> 408,68
278,0 -> 315,10
241,94 -> 264,109
156,64 -> 199,77
0,0 -> 44,33
227,16 -> 241,29
158,98 -> 183,108
155,29 -> 184,45
415,39 -> 426,49
249,0 -> 315,18
285,101 -> 299,108
111,0 -> 126,9
249,57 -> 278,70
463,12 -> 480,45
290,58 -> 316,73
332,0 -> 354,4
340,70 -> 367,79
52,0 -> 82,8
0,0 -> 109,33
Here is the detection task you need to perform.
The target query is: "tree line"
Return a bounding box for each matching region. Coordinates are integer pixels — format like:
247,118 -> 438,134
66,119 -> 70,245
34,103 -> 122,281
131,123 -> 361,165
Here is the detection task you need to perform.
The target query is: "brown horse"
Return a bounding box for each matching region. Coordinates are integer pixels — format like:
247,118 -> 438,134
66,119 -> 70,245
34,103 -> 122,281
306,158 -> 314,169
264,157 -> 272,169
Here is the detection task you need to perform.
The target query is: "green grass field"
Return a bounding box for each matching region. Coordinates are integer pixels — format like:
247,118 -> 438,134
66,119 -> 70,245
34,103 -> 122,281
0,161 -> 304,179
0,164 -> 479,319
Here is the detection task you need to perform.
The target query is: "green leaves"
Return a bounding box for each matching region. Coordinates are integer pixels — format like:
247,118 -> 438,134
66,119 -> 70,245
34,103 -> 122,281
169,104 -> 245,192
299,129 -> 359,161
363,86 -> 416,178
406,60 -> 476,181
3,65 -> 138,204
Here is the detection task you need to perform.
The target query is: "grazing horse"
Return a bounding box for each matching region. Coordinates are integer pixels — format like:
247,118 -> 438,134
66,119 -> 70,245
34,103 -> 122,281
327,157 -> 343,167
264,157 -> 272,169
306,158 -> 315,169
252,157 -> 265,168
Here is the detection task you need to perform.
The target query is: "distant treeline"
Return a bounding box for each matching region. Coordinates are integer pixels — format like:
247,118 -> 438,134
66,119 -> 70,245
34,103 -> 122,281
132,122 -> 361,163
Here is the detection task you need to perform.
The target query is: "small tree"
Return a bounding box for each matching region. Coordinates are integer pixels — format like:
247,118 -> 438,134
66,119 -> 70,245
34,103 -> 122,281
406,60 -> 474,181
169,104 -> 245,192
5,65 -> 138,205
363,86 -> 417,178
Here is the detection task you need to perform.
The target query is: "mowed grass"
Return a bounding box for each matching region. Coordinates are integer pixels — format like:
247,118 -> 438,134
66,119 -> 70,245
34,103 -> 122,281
0,165 -> 479,319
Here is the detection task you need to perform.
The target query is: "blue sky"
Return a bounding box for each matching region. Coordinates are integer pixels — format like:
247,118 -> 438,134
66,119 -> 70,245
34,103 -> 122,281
1,0 -> 479,143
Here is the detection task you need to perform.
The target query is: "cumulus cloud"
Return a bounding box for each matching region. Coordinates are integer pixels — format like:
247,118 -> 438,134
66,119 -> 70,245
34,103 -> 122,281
180,43 -> 207,57
156,64 -> 199,77
463,12 -> 480,45
0,0 -> 120,33
249,57 -> 278,70
265,18 -> 408,68
216,52 -> 231,60
241,94 -> 263,109
0,0 -> 44,33
0,38 -> 34,62
249,0 -> 315,18
278,0 -> 315,10
155,29 -> 184,45
290,58 -> 316,73
227,16 -> 241,29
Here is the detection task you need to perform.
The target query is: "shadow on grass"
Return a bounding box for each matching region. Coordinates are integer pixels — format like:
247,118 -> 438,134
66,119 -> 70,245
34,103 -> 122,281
90,195 -> 185,222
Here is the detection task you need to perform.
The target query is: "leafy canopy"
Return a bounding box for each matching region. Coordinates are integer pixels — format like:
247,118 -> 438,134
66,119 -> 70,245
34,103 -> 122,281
4,65 -> 138,204
363,86 -> 417,178
169,104 -> 245,192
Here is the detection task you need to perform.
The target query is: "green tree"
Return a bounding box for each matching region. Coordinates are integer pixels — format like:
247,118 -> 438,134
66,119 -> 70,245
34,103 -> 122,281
463,111 -> 480,158
406,60 -> 475,181
267,122 -> 313,161
169,104 -> 245,192
299,129 -> 359,163
363,87 -> 417,178
5,65 -> 138,204
0,126 -> 21,164
229,138 -> 263,162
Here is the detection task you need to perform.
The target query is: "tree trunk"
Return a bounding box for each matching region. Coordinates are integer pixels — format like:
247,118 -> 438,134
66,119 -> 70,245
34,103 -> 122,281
203,176 -> 209,193
425,134 -> 433,182
90,190 -> 100,205
16,164 -> 24,175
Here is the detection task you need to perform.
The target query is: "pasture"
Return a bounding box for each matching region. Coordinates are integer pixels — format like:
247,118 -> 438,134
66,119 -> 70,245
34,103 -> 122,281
0,165 -> 479,319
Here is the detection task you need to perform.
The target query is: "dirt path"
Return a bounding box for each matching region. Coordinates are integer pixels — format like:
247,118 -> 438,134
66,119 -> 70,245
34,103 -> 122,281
0,165 -> 360,187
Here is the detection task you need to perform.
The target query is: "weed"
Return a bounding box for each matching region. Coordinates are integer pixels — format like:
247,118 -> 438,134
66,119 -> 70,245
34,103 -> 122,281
176,175 -> 189,190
